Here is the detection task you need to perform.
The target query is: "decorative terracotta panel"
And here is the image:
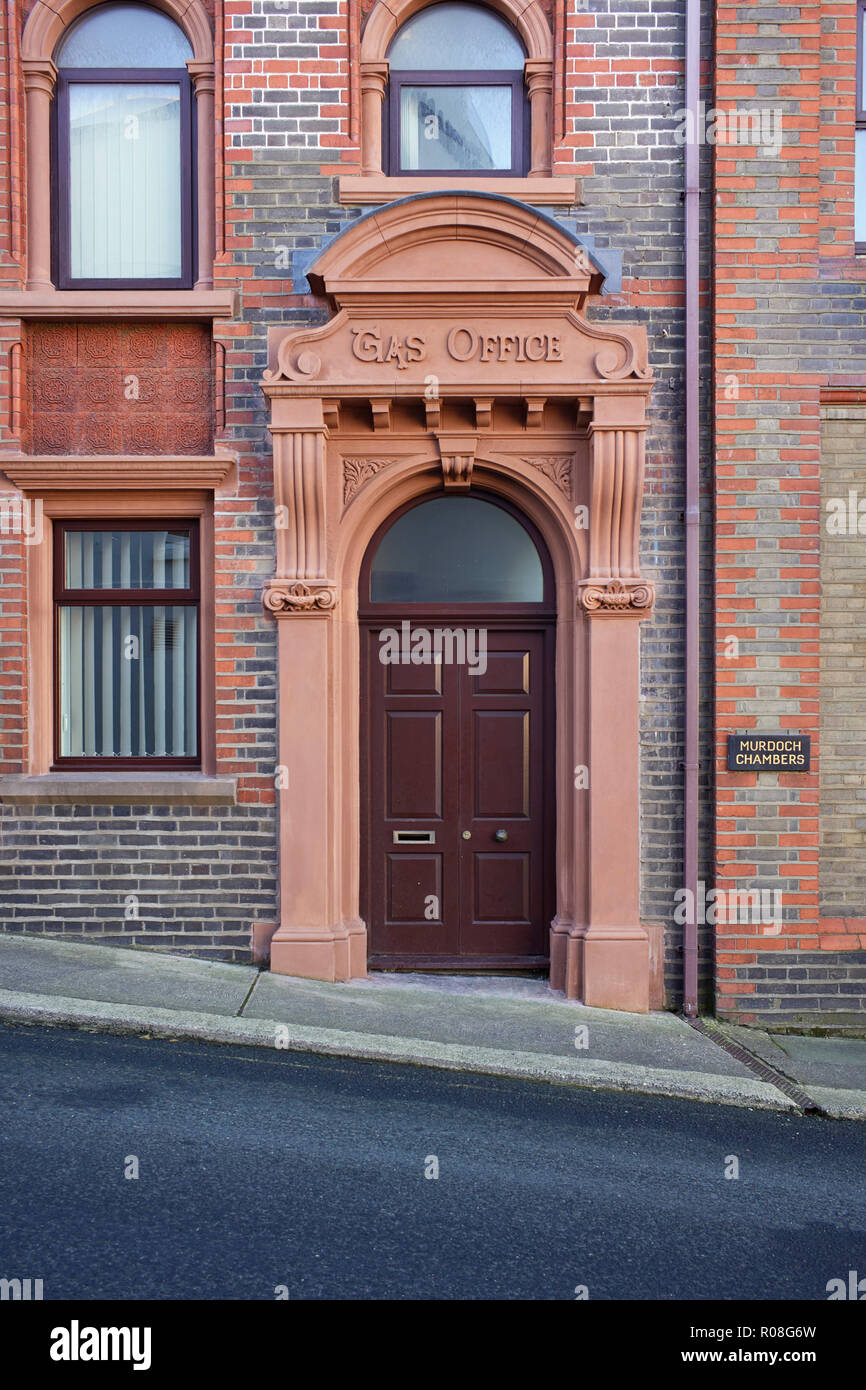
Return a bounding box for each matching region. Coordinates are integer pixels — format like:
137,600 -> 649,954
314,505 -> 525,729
25,321 -> 214,455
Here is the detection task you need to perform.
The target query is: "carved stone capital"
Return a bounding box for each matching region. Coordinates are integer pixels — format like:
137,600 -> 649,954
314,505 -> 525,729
359,61 -> 389,97
524,59 -> 554,96
22,58 -> 57,96
187,61 -> 216,97
577,579 -> 655,615
263,581 -> 338,615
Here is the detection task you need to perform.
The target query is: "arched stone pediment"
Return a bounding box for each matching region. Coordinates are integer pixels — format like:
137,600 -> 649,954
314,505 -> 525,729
264,193 -> 651,396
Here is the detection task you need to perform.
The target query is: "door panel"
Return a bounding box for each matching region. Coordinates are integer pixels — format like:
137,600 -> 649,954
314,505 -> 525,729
473,853 -> 531,923
363,622 -> 553,964
387,853 -> 443,923
385,711 -> 442,818
473,710 -> 530,817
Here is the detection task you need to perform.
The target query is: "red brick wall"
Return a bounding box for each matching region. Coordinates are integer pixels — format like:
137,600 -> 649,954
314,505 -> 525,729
713,0 -> 866,1027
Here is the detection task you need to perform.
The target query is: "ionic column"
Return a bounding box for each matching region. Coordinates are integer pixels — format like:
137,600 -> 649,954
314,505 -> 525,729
188,62 -> 216,290
525,60 -> 553,179
360,62 -> 389,177
22,59 -> 56,291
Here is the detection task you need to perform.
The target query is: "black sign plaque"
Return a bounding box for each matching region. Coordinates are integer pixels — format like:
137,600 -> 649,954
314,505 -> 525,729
727,734 -> 811,771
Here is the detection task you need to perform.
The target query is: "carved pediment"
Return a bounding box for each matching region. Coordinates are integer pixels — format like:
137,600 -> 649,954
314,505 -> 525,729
262,193 -> 651,402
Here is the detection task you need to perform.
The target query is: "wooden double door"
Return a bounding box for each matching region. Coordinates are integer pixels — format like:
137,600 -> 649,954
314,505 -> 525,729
361,620 -> 555,968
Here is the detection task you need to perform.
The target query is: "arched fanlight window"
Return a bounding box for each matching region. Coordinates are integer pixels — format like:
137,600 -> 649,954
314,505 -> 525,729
53,3 -> 194,288
385,3 -> 528,177
367,496 -> 546,604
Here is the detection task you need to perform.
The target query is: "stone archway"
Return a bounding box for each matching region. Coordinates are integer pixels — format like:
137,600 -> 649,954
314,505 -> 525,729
260,192 -> 655,1012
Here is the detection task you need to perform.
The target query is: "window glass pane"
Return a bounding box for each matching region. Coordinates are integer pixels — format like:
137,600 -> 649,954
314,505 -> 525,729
56,3 -> 193,67
400,85 -> 512,171
858,130 -> 866,243
69,83 -> 182,281
59,605 -> 198,758
388,3 -> 525,70
370,497 -> 544,602
64,530 -> 191,590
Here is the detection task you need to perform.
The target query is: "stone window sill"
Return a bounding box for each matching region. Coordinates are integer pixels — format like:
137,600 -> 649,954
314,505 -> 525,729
2,454 -> 236,492
0,774 -> 237,805
0,289 -> 238,319
337,175 -> 582,208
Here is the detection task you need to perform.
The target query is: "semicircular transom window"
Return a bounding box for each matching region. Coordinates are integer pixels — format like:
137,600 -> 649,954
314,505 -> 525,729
55,3 -> 194,66
369,497 -> 545,604
53,3 -> 194,289
386,2 -> 528,176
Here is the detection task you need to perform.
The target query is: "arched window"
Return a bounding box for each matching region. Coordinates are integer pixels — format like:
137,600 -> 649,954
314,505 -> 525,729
53,3 -> 194,288
367,496 -> 546,604
385,3 -> 528,177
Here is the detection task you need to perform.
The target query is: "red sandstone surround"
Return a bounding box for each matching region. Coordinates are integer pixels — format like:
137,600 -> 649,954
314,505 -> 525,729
260,193 -> 656,1011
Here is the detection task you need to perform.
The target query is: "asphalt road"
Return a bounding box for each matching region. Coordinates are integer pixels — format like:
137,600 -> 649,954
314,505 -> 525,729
1,1022 -> 864,1301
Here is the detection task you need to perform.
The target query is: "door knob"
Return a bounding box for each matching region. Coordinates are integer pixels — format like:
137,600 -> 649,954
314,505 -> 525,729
494,828 -> 508,842
462,830 -> 472,840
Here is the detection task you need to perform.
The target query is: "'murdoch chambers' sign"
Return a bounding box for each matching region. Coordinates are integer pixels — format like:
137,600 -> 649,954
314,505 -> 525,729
727,734 -> 811,771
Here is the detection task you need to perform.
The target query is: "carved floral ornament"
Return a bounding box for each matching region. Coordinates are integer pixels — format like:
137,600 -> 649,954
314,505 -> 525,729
343,456 -> 396,505
577,579 -> 655,614
263,581 -> 338,614
342,450 -> 573,509
524,454 -> 572,497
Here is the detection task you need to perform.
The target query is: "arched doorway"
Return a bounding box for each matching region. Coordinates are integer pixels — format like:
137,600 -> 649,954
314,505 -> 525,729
260,190 -> 656,1011
359,490 -> 556,968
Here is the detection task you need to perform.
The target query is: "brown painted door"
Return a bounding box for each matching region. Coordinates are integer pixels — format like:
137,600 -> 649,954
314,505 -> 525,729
362,622 -> 554,967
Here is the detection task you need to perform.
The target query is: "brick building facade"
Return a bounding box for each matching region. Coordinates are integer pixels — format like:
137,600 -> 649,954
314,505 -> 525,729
0,0 -> 862,1029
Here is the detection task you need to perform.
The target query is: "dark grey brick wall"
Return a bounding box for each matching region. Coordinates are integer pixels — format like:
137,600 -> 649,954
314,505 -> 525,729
0,802 -> 276,961
745,952 -> 866,1032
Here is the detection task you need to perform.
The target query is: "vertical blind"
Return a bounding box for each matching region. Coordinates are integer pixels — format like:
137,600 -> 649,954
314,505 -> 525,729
58,530 -> 198,760
68,83 -> 183,281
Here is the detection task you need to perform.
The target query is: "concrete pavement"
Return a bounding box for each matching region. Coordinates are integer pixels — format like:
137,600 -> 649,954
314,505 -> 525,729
0,932 -> 864,1117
